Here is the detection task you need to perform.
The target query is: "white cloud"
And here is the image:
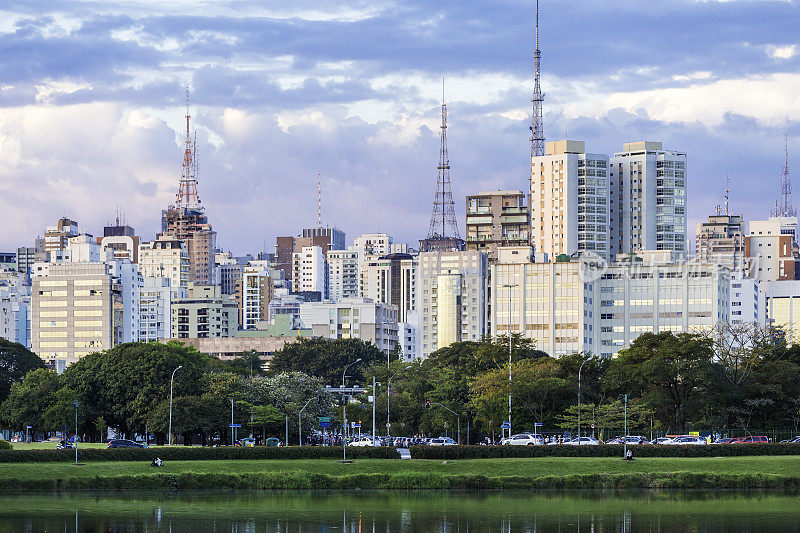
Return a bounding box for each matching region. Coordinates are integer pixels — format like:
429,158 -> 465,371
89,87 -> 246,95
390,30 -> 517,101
767,44 -> 798,60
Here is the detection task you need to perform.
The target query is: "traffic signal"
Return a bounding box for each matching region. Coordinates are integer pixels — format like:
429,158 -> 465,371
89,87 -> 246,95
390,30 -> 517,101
425,399 -> 431,409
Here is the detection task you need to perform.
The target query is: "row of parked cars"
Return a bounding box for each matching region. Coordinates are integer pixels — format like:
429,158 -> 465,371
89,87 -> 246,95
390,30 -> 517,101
349,436 -> 458,447
501,433 -> 781,446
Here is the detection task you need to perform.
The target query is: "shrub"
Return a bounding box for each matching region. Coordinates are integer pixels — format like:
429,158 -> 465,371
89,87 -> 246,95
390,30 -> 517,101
408,443 -> 800,460
0,440 -> 12,450
0,445 -> 397,463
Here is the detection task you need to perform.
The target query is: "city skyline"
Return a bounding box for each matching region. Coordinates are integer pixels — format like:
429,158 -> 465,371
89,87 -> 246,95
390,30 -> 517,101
0,0 -> 799,253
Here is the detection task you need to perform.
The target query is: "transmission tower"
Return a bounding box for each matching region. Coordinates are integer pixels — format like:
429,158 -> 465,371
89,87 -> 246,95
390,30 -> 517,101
427,79 -> 461,240
530,0 -> 545,160
176,87 -> 202,210
771,134 -> 795,217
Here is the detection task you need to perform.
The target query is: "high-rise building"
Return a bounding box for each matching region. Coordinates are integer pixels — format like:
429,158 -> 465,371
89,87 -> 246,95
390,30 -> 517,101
352,233 -> 393,256
138,238 -> 190,289
360,253 -> 417,323
465,190 -> 530,262
159,95 -> 216,285
171,283 -> 237,339
17,238 -> 46,277
292,246 -> 327,298
138,277 -> 182,342
327,249 -> 360,302
0,272 -> 31,348
530,140 -> 610,259
609,141 -> 687,256
416,250 -> 488,357
695,214 -> 746,274
746,217 -> 798,282
275,228 -> 344,282
237,264 -> 274,330
299,297 -> 399,355
98,220 -> 139,264
43,217 -> 80,255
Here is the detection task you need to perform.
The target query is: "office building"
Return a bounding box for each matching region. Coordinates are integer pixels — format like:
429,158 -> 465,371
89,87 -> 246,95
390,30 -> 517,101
299,297 -> 399,355
31,262 -> 122,372
695,213 -> 746,274
416,250 -> 488,357
138,238 -> 190,289
465,190 -> 530,262
530,140 -> 610,259
17,239 -> 46,277
609,141 -> 687,256
275,227 -> 345,282
171,283 -> 237,339
746,217 -> 798,282
0,253 -> 16,270
763,281 -> 800,344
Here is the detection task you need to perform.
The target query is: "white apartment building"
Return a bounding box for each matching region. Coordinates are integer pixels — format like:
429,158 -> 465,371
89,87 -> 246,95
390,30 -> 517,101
299,297 -> 399,355
609,141 -> 687,256
292,246 -> 327,298
239,264 -> 273,330
360,253 -> 417,322
530,140 -> 610,260
138,277 -> 178,342
108,260 -> 141,343
730,273 -> 762,325
0,274 -> 31,348
417,250 -> 488,357
352,233 -> 393,257
490,248 -> 730,358
139,238 -> 190,289
327,249 -> 360,302
100,235 -> 138,263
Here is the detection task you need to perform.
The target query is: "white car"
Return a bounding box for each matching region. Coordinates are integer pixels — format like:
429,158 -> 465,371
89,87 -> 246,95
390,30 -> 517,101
654,437 -> 673,445
428,437 -> 456,446
665,435 -> 707,445
502,433 -> 544,446
563,437 -> 600,446
349,436 -> 379,447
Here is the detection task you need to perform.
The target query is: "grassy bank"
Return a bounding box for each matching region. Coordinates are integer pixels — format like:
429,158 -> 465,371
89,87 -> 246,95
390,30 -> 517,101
3,456 -> 800,490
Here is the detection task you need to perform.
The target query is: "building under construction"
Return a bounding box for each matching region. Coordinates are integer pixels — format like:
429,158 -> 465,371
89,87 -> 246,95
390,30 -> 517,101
159,93 -> 216,285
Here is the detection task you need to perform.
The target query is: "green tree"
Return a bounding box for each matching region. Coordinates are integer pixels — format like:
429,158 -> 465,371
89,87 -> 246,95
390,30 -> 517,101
147,395 -> 229,445
0,368 -> 60,435
268,338 -> 384,385
0,338 -> 46,403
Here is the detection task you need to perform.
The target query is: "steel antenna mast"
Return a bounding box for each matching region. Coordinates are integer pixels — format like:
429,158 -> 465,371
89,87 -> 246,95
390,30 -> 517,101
427,79 -> 460,240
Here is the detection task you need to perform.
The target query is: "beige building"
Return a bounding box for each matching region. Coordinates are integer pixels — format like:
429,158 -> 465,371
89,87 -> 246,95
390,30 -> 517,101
746,217 -> 798,282
360,253 -> 417,322
695,214 -> 745,274
160,207 -> 216,285
530,140 -> 610,260
465,190 -> 530,262
236,264 -> 274,330
31,262 -> 122,372
171,283 -> 237,339
44,217 -> 80,255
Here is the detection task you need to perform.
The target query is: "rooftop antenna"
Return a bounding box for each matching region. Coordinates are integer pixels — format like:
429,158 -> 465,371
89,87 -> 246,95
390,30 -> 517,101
176,87 -> 202,210
426,78 -> 460,240
724,175 -> 730,216
317,172 -> 322,228
771,134 -> 795,217
530,0 -> 545,160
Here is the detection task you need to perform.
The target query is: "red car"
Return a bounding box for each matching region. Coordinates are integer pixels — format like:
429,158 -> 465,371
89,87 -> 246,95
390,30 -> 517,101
732,436 -> 769,444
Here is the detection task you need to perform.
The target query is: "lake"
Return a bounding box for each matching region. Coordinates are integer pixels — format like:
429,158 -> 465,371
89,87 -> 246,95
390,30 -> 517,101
1,490 -> 798,531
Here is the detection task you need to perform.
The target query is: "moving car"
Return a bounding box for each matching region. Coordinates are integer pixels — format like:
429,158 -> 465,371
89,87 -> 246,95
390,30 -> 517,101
107,439 -> 144,448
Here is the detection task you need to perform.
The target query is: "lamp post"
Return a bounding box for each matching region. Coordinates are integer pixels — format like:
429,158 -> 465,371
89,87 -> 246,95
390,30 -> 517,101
342,358 -> 362,461
577,356 -> 590,446
387,370 -> 401,437
168,365 -> 183,446
502,283 -> 518,438
73,400 -> 78,465
299,396 -> 315,446
430,402 -> 460,444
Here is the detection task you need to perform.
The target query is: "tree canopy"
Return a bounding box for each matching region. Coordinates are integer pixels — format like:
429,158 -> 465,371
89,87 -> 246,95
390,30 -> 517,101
0,338 -> 45,403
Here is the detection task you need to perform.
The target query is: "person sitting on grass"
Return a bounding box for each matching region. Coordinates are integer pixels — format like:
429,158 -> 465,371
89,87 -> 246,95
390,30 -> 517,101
151,457 -> 163,467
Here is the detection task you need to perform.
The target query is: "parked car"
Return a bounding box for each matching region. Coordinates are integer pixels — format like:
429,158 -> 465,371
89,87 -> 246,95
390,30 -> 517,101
264,437 -> 281,447
238,437 -> 256,447
732,435 -> 769,444
563,437 -> 599,446
107,439 -> 144,448
780,436 -> 800,443
652,437 -> 673,445
502,433 -> 544,446
429,437 -> 457,446
350,436 -> 380,447
665,435 -> 707,445
712,437 -> 736,444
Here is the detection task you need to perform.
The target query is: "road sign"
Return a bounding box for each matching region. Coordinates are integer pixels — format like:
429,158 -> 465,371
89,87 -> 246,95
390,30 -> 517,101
319,418 -> 331,429
501,421 -> 511,429
386,423 -> 391,428
352,421 -> 361,428
534,422 -> 543,427
228,424 -> 242,428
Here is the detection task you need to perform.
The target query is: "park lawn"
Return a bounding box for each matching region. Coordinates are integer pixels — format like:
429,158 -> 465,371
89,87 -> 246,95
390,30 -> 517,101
9,442 -> 113,451
2,456 -> 800,482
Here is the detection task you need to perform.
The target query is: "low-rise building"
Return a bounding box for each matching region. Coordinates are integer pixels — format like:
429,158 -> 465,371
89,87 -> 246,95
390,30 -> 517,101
299,297 -> 399,355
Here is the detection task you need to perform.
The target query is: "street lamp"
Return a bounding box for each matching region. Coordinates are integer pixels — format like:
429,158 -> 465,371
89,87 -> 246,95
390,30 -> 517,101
430,402 -> 461,444
502,283 -> 518,437
168,365 -> 183,446
387,369 -> 403,437
298,396 -> 316,446
73,400 -> 79,465
577,356 -> 590,446
342,358 -> 362,462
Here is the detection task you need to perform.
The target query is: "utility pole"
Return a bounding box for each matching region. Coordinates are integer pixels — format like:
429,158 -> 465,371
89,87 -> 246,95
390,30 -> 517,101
372,376 -> 376,444
503,283 -> 518,437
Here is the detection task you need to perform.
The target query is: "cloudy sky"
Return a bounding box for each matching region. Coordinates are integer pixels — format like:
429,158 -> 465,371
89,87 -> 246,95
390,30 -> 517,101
0,0 -> 798,254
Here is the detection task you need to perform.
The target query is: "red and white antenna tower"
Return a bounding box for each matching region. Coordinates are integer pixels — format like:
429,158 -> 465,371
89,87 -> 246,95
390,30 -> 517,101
771,134 -> 795,217
176,87 -> 202,210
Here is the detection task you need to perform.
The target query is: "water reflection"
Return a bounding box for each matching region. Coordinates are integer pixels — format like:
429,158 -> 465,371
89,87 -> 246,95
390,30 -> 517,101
0,491 -> 798,532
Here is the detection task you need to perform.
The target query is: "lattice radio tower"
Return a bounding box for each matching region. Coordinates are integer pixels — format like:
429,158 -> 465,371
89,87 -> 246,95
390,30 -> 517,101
176,87 -> 202,210
771,134 -> 795,217
427,79 -> 461,240
530,0 -> 545,160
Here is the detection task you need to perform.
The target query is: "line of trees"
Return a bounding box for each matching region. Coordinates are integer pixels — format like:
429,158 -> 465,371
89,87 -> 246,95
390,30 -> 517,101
2,323 -> 800,444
